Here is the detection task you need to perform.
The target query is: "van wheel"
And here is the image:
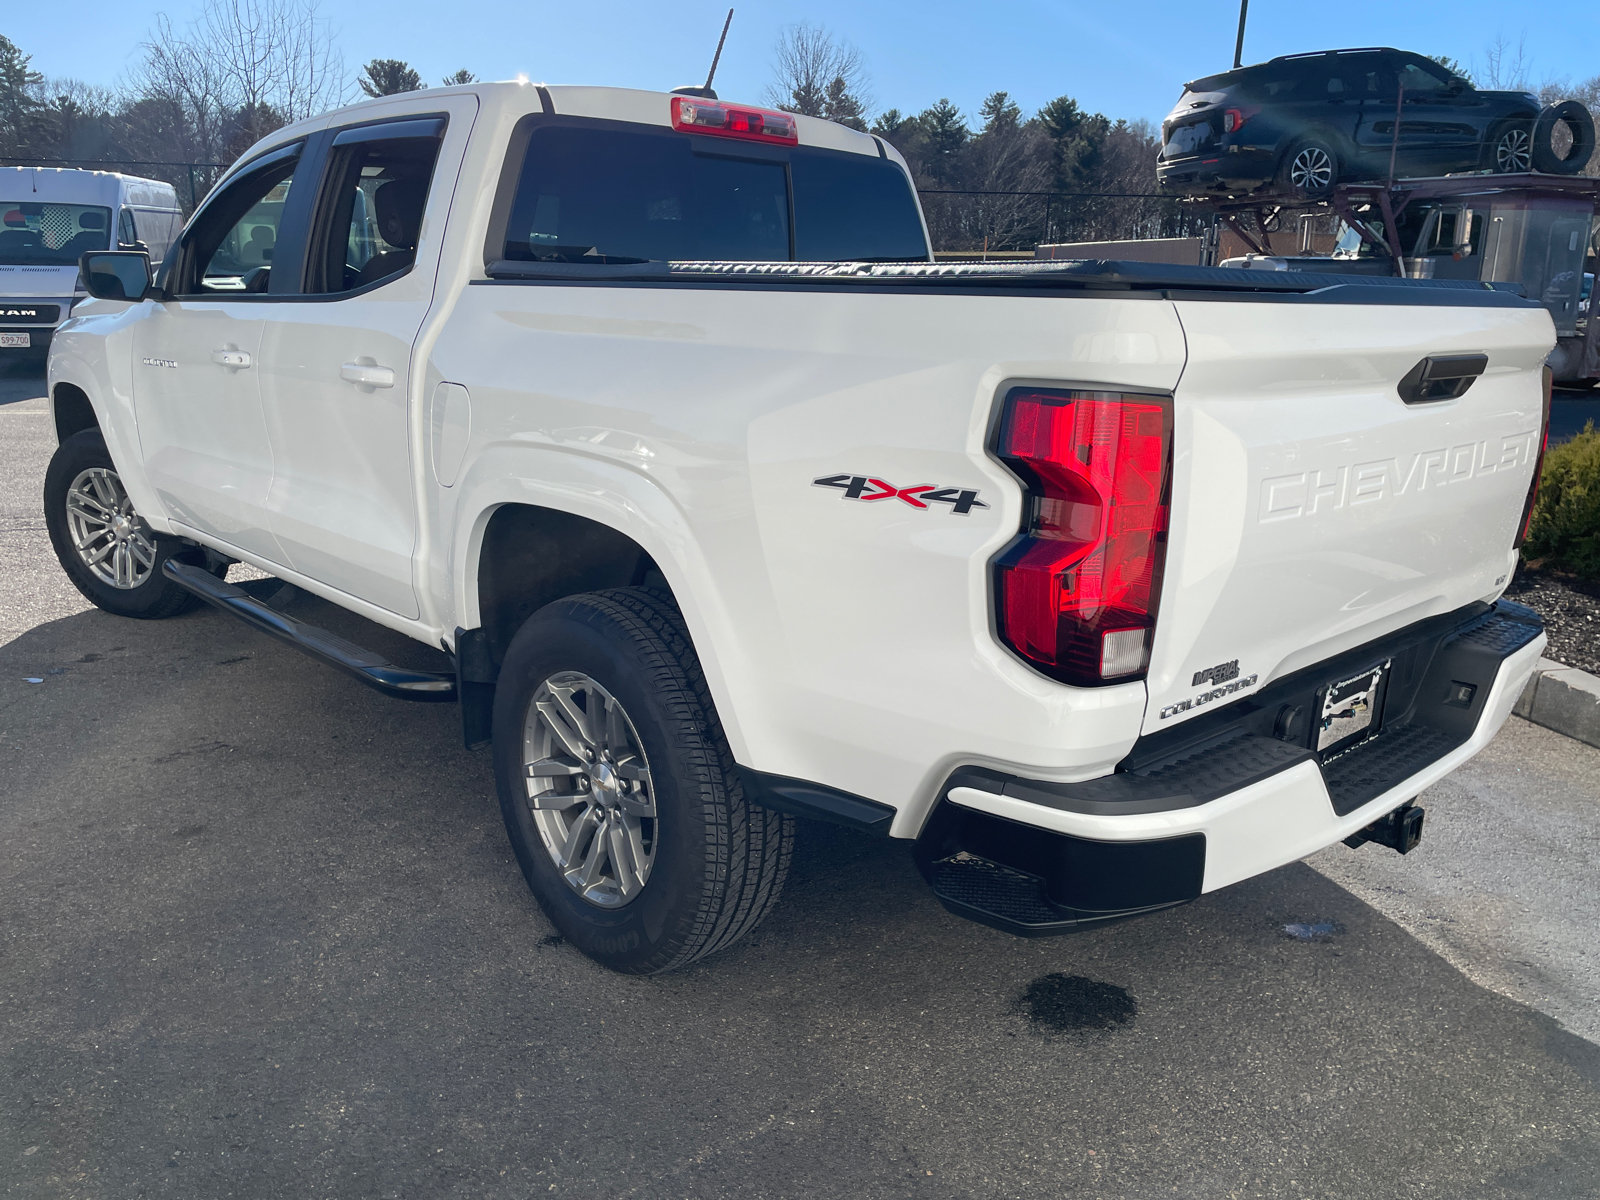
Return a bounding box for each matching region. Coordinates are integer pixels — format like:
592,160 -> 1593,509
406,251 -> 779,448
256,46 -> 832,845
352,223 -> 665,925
1532,102 -> 1596,175
1279,137 -> 1338,199
43,429 -> 202,619
491,587 -> 794,974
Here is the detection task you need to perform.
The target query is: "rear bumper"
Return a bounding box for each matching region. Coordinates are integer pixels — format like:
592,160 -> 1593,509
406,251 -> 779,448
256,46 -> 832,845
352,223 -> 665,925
915,600 -> 1545,935
1156,150 -> 1275,194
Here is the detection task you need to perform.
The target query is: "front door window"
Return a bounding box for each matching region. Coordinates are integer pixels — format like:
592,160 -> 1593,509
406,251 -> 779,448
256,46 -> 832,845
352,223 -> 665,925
180,152 -> 299,294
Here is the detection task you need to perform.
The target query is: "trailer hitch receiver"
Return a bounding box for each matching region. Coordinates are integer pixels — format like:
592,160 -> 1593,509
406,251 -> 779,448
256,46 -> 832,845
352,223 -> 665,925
1344,801 -> 1425,855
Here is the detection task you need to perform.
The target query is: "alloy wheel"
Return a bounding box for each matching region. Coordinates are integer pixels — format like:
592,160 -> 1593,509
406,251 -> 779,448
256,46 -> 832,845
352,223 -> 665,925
523,672 -> 658,908
1496,129 -> 1533,172
65,467 -> 157,590
1289,146 -> 1334,192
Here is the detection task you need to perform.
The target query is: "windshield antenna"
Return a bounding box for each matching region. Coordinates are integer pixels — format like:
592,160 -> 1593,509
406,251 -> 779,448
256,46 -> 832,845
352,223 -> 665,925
704,9 -> 733,93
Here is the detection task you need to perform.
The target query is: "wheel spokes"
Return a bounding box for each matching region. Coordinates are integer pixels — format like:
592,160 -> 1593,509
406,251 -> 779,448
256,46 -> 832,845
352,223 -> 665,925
572,815 -> 610,889
608,818 -> 646,900
526,671 -> 656,908
526,756 -> 585,778
556,804 -> 598,869
535,698 -> 591,761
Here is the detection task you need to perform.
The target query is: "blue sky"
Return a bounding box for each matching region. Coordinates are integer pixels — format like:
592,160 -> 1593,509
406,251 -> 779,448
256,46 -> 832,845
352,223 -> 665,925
10,1 -> 1600,128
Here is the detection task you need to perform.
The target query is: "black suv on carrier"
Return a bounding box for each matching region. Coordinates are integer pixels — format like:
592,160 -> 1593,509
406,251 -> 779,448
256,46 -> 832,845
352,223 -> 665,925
1157,48 -> 1561,198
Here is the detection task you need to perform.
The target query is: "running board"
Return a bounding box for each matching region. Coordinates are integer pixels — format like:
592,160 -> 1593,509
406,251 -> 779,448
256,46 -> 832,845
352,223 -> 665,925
163,560 -> 457,702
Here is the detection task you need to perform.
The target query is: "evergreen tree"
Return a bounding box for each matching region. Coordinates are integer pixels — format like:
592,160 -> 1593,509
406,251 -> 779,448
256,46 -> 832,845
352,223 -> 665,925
359,59 -> 426,98
442,69 -> 476,86
0,35 -> 46,155
918,98 -> 968,185
979,91 -> 1021,134
822,76 -> 867,131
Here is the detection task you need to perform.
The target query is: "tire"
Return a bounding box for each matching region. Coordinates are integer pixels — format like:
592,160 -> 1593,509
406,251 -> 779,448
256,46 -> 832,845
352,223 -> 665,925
491,587 -> 794,974
1486,121 -> 1535,173
1278,137 -> 1339,199
1532,102 -> 1596,175
43,429 -> 203,619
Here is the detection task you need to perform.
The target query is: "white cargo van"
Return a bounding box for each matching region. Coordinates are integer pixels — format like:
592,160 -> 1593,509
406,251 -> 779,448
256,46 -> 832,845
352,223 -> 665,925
0,168 -> 182,356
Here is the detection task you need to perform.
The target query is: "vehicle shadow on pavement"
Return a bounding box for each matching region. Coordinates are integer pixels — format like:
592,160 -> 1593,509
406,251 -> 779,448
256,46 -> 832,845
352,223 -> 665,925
3,596 -> 1599,1200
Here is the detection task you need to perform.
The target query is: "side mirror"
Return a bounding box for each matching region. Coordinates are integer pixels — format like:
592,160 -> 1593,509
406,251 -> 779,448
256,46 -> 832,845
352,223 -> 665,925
80,251 -> 152,302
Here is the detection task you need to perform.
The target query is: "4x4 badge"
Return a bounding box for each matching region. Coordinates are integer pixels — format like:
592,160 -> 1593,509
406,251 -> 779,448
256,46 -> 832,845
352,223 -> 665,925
812,473 -> 989,515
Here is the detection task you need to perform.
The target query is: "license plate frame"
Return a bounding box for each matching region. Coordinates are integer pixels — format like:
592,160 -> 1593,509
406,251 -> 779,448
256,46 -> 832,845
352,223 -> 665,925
1316,659 -> 1391,756
0,333 -> 31,348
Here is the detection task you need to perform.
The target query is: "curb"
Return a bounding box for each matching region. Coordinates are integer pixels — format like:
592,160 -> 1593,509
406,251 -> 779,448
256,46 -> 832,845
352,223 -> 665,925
1514,657 -> 1600,750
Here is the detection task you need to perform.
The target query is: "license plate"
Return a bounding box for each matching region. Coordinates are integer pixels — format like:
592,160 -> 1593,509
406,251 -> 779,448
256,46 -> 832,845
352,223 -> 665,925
0,333 -> 30,348
1317,661 -> 1390,753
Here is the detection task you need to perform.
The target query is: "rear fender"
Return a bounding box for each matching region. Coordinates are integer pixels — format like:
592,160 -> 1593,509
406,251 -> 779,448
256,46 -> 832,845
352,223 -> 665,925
451,445 -> 760,762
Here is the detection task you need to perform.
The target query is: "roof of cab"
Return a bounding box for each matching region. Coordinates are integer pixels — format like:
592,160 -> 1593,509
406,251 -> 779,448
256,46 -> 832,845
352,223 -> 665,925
235,81 -> 889,179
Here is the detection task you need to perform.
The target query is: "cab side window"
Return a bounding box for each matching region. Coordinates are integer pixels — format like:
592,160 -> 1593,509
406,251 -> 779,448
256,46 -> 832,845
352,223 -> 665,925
177,149 -> 300,294
306,122 -> 444,294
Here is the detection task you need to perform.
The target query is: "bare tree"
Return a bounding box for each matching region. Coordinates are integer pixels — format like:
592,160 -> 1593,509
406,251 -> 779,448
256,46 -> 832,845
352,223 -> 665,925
137,0 -> 348,171
1476,34 -> 1531,91
765,23 -> 871,130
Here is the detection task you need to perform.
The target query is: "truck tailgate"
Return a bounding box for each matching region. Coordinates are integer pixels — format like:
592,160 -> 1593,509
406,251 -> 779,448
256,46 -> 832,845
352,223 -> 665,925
1145,297 -> 1552,735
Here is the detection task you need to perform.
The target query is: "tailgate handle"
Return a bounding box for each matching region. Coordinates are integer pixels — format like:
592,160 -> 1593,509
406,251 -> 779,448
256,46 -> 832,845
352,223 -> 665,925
1398,353 -> 1487,404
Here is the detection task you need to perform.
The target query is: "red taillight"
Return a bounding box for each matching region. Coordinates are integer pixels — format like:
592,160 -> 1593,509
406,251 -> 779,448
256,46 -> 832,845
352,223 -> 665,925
1221,106 -> 1256,133
993,389 -> 1173,686
1515,366 -> 1554,549
670,96 -> 799,145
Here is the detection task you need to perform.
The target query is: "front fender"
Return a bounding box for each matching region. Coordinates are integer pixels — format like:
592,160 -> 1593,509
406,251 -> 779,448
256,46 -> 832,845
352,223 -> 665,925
48,302 -> 170,532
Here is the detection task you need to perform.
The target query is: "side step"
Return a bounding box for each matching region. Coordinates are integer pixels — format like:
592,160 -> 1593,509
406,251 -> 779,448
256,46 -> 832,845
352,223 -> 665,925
164,560 -> 457,702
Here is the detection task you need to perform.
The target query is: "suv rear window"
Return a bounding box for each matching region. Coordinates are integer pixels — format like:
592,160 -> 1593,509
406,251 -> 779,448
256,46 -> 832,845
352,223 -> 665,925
499,123 -> 927,265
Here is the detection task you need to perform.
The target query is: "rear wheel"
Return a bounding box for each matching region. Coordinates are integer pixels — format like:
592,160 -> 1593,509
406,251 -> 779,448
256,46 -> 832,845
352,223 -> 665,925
43,429 -> 201,619
1278,137 -> 1338,199
491,587 -> 794,974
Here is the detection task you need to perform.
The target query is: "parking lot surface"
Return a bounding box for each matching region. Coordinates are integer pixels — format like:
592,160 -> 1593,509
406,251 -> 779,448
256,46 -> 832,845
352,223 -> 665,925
4,361 -> 1600,1198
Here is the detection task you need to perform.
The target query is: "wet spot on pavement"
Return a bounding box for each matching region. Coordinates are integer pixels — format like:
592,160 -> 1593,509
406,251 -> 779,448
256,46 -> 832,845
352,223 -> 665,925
174,824 -> 205,838
1015,973 -> 1137,1033
1282,920 -> 1345,941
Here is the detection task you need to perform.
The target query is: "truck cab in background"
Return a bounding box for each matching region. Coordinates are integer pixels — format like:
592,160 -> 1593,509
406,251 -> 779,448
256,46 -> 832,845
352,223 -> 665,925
0,168 -> 183,360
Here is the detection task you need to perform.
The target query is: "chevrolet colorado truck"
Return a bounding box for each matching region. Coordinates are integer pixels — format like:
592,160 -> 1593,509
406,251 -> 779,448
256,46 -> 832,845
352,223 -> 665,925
45,83 -> 1553,974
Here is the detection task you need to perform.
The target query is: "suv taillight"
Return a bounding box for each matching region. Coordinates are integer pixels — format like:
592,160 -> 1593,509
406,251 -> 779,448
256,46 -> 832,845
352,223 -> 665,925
1514,365 -> 1554,549
1222,106 -> 1257,133
993,389 -> 1173,686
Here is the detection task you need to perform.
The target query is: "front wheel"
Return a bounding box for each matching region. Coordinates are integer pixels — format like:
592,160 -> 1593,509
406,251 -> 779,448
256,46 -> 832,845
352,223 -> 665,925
491,588 -> 794,974
1488,122 -> 1534,173
1278,138 -> 1339,199
43,429 -> 202,619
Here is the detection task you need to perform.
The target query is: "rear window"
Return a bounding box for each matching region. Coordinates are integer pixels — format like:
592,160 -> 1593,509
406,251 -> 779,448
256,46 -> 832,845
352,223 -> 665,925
499,123 -> 927,265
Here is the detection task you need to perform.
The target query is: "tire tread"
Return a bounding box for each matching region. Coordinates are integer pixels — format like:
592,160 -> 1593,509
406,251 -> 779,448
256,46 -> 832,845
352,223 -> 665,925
558,587 -> 793,972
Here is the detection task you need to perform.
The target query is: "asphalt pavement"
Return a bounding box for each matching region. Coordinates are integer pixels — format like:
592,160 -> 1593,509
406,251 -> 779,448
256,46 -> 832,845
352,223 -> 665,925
4,359 -> 1600,1199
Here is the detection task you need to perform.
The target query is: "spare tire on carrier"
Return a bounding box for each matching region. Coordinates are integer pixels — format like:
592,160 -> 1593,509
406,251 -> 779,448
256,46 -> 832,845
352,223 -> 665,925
1532,101 -> 1596,175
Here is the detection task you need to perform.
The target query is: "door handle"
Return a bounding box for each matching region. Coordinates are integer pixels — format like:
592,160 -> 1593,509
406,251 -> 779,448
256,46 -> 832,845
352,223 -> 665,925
211,349 -> 251,369
340,361 -> 395,390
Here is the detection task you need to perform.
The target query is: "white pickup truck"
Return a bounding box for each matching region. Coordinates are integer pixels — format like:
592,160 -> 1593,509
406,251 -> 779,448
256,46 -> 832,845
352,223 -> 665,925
46,82 -> 1553,974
